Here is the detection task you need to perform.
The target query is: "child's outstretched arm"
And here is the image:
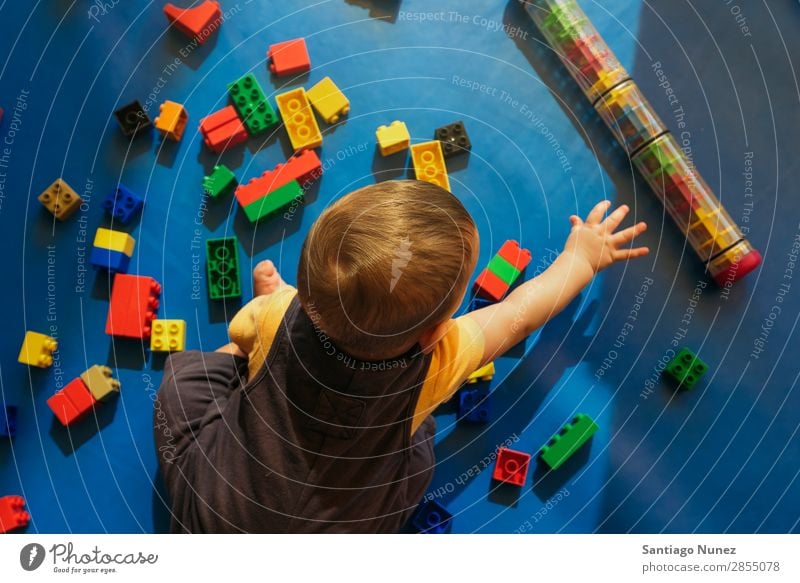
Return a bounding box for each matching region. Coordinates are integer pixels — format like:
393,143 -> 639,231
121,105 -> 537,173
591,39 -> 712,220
465,201 -> 648,365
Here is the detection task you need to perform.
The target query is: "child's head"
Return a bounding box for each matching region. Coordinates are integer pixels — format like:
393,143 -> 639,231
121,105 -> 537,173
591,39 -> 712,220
298,180 -> 478,359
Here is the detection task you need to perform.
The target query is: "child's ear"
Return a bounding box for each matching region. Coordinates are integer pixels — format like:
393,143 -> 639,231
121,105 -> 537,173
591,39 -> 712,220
419,320 -> 454,354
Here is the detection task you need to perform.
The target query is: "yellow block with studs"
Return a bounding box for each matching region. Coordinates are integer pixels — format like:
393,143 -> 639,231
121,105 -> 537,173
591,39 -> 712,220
410,140 -> 450,192
275,88 -> 323,151
150,320 -> 186,352
154,100 -> 188,141
93,227 -> 135,256
466,362 -> 494,384
18,331 -> 58,368
306,76 -> 350,124
38,178 -> 83,220
80,365 -> 121,402
375,121 -> 410,156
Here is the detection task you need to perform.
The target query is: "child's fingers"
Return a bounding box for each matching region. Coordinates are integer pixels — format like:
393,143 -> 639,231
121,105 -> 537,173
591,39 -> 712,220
602,204 -> 630,232
584,200 -> 611,225
614,246 -> 650,260
254,259 -> 276,277
611,221 -> 647,245
569,215 -> 583,228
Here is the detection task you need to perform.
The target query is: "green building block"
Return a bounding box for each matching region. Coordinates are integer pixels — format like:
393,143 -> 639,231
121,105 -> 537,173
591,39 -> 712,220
242,180 -> 304,223
487,254 -> 521,286
664,347 -> 708,390
203,165 -> 238,199
539,413 -> 599,470
228,73 -> 278,135
206,238 -> 241,300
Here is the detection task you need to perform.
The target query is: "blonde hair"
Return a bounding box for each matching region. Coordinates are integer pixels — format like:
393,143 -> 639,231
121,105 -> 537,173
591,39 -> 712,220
297,180 -> 478,359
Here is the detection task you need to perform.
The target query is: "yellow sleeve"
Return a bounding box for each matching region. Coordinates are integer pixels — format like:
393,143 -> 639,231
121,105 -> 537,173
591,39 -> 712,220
411,316 -> 485,434
228,286 -> 298,378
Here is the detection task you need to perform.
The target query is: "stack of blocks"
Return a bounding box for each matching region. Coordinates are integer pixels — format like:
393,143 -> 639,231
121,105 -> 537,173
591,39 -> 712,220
90,227 -> 135,273
106,274 -> 162,339
0,496 -> 30,534
474,240 -> 532,301
227,73 -> 278,136
102,184 -> 144,225
38,178 -> 82,221
151,320 -> 187,352
203,165 -> 238,199
539,413 -> 599,470
410,141 -> 450,192
17,331 -> 58,368
206,238 -> 241,300
154,100 -> 188,141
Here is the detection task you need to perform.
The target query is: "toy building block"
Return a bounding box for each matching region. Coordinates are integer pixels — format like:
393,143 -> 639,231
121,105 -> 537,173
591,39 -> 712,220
154,100 -> 188,141
235,149 -> 322,208
458,385 -> 490,423
113,100 -> 151,137
18,331 -> 58,368
410,141 -> 450,192
411,500 -> 452,534
493,448 -> 531,486
267,38 -> 311,76
89,247 -> 131,274
468,296 -> 494,312
434,121 -> 471,158
103,184 -> 144,225
47,377 -> 98,427
206,238 -> 241,299
0,405 -> 18,437
228,73 -> 278,136
306,76 -> 349,124
199,105 -> 248,152
106,274 -> 162,339
0,495 -> 30,534
466,362 -> 494,384
80,365 -> 120,402
243,180 -> 304,223
163,1 -> 221,44
474,240 -> 532,301
275,88 -> 323,151
203,165 -> 238,199
38,178 -> 82,221
376,121 -> 410,156
664,347 -> 708,390
539,413 -> 599,471
93,227 -> 135,256
150,320 -> 186,352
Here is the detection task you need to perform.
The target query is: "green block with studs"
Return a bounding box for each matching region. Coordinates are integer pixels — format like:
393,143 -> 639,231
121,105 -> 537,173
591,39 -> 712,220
206,237 -> 241,300
203,165 -> 238,199
539,413 -> 599,470
242,180 -> 304,223
664,347 -> 708,390
227,73 -> 278,135
487,254 -> 521,286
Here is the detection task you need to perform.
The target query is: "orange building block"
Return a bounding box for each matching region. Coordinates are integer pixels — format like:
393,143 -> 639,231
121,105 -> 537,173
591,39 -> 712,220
155,100 -> 188,141
163,1 -> 221,44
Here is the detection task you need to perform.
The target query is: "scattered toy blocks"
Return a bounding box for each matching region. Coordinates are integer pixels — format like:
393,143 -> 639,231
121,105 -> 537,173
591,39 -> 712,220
203,164 -> 238,199
412,500 -> 452,534
234,149 -> 322,208
376,121 -> 410,156
228,73 -> 278,136
151,320 -> 186,352
458,385 -> 490,423
47,377 -> 97,427
243,180 -> 303,223
106,274 -> 162,339
493,448 -> 531,486
435,120 -> 472,158
113,100 -> 151,137
410,141 -> 450,191
38,178 -> 82,221
163,1 -> 221,44
468,297 -> 494,312
276,88 -> 323,151
199,105 -> 248,152
206,238 -> 241,299
18,331 -> 58,368
103,184 -> 144,225
154,100 -> 188,141
539,413 -> 599,471
466,362 -> 494,384
80,365 -> 120,402
0,495 -> 30,534
306,76 -> 349,124
267,38 -> 311,76
474,240 -> 532,301
0,406 -> 18,437
664,347 -> 709,390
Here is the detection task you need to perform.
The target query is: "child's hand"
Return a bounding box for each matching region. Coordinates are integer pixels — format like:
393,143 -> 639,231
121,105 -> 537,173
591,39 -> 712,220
564,201 -> 649,274
253,260 -> 286,296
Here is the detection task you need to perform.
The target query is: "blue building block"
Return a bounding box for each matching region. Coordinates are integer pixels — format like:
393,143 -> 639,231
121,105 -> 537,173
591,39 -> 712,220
103,184 -> 144,225
468,296 -> 494,312
1,405 -> 18,437
412,500 -> 452,534
458,385 -> 490,423
90,246 -> 131,273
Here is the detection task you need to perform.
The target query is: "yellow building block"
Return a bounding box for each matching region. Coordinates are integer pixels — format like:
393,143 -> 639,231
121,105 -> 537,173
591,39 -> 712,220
18,331 -> 58,368
150,319 -> 186,352
154,100 -> 188,141
38,178 -> 83,221
410,140 -> 450,191
466,362 -> 494,384
93,227 -> 135,256
80,365 -> 121,402
275,88 -> 323,151
375,121 -> 410,156
306,76 -> 350,124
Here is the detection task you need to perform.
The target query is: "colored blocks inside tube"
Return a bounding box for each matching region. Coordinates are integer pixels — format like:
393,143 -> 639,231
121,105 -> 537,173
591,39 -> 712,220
199,105 -> 248,152
493,448 -> 531,486
0,496 -> 30,534
154,100 -> 188,141
376,121 -> 410,156
410,141 -> 450,191
103,184 -> 143,225
150,320 -> 186,352
203,165 -> 238,199
228,73 -> 278,135
38,178 -> 82,221
206,238 -> 241,300
306,76 -> 349,124
18,331 -> 58,368
1,406 -> 18,437
539,413 -> 599,471
48,378 -> 98,427
106,274 -> 162,339
466,362 -> 494,384
275,88 -> 323,151
80,365 -> 121,402
89,247 -> 131,273
113,100 -> 151,137
163,1 -> 221,44
434,121 -> 471,158
664,347 -> 708,390
458,385 -> 490,423
594,81 -> 667,155
242,180 -> 304,223
267,38 -> 311,76
411,500 -> 452,534
708,242 -> 762,286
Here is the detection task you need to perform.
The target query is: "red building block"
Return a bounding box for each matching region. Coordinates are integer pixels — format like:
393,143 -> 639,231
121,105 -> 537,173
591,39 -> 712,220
0,495 -> 30,534
106,274 -> 162,339
163,1 -> 221,44
47,378 -> 97,426
47,392 -> 81,427
235,150 -> 322,208
199,105 -> 248,152
267,38 -> 311,76
497,240 -> 532,271
474,269 -> 510,302
493,448 -> 531,486
283,149 -> 323,185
